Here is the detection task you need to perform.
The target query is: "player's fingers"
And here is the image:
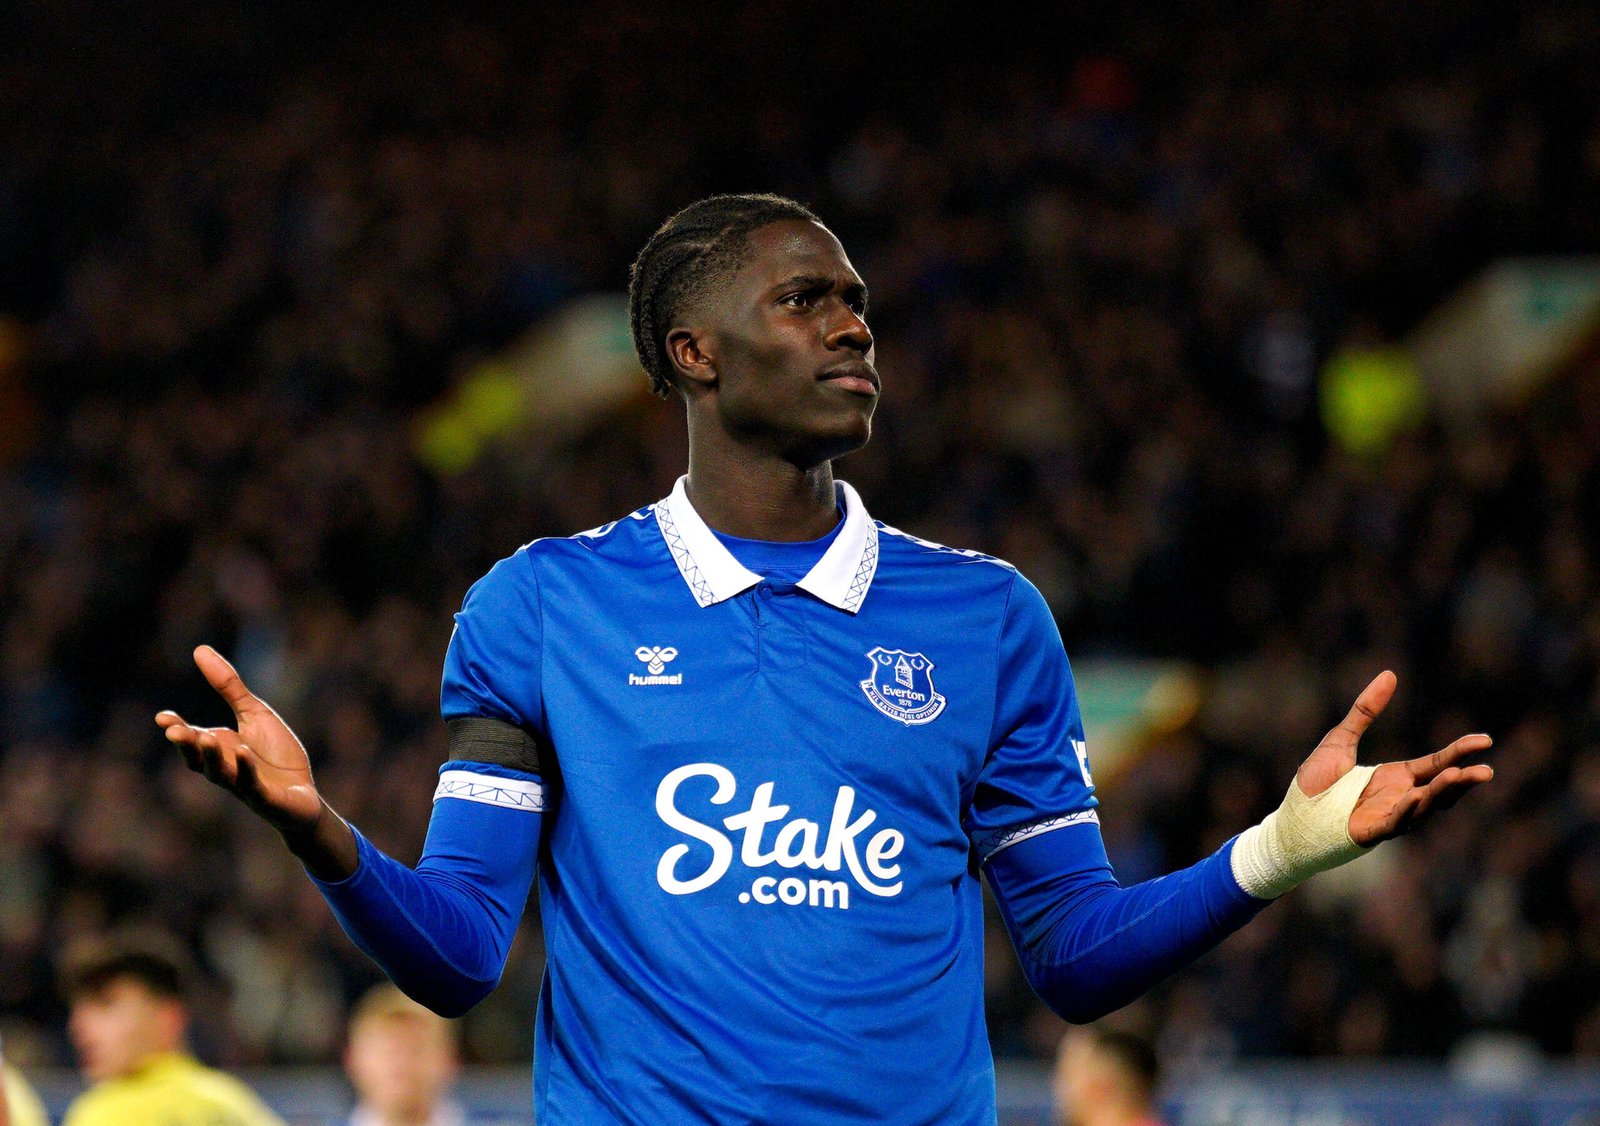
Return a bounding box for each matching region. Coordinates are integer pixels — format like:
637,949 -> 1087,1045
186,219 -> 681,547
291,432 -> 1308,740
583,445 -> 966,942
163,719 -> 237,748
194,728 -> 223,781
1391,783 -> 1433,831
1409,767 -> 1461,820
195,728 -> 241,788
193,645 -> 258,717
155,710 -> 187,729
1361,787 -> 1421,843
1326,671 -> 1396,748
1386,765 -> 1494,836
1425,764 -> 1494,812
1407,767 -> 1467,823
234,748 -> 264,800
1407,733 -> 1492,783
162,718 -> 206,756
160,718 -> 197,743
166,723 -> 206,773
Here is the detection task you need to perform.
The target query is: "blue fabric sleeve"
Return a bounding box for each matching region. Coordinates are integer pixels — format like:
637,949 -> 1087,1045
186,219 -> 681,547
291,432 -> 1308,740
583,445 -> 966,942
310,762 -> 542,1017
984,821 -> 1268,1023
441,549 -> 546,735
966,574 -> 1097,858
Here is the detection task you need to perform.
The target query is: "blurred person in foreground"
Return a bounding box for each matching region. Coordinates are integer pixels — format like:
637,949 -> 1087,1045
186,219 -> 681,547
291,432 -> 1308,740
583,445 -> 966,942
344,983 -> 463,1126
158,194 -> 1494,1123
1053,1028 -> 1166,1126
0,1035 -> 49,1126
61,931 -> 284,1126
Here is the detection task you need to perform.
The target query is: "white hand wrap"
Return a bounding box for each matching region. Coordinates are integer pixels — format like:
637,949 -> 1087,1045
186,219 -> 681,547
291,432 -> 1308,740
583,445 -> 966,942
1230,765 -> 1377,899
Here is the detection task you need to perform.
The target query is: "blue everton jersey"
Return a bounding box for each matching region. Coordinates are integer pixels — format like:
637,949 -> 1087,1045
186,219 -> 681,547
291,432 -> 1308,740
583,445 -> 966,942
441,477 -> 1097,1125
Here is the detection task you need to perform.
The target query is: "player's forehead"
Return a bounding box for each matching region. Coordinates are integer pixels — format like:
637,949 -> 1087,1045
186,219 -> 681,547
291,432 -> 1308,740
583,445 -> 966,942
736,219 -> 863,291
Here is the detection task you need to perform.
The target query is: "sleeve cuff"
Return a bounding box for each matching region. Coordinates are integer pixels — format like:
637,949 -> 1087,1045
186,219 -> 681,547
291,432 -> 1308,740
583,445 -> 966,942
306,824 -> 375,891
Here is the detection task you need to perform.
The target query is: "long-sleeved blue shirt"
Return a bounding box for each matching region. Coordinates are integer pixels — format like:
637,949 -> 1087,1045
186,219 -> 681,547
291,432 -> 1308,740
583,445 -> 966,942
313,479 -> 1269,1124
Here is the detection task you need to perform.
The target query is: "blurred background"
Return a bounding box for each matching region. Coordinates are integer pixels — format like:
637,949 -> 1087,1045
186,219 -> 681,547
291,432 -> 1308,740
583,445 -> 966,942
2,0 -> 1600,1121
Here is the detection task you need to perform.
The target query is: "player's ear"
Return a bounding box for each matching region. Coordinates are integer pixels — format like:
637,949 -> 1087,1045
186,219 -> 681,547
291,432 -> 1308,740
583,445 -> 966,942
666,326 -> 716,393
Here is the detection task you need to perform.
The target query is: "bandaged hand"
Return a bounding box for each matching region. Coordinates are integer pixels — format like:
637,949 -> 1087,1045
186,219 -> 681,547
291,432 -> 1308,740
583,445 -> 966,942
1231,671 -> 1494,900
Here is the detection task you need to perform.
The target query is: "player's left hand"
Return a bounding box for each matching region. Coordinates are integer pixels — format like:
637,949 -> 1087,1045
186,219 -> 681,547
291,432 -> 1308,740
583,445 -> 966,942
1296,670 -> 1494,846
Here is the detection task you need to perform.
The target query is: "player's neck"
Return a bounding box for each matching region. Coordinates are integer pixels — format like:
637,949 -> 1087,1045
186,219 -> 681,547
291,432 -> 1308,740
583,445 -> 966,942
684,445 -> 838,542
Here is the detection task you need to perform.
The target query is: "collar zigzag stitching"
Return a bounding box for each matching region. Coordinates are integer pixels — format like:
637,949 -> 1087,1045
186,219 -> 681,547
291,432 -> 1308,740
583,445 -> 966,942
842,522 -> 879,613
656,500 -> 717,607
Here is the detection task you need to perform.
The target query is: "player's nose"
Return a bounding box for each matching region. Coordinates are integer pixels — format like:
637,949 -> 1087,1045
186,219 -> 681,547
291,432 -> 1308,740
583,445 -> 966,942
826,305 -> 873,355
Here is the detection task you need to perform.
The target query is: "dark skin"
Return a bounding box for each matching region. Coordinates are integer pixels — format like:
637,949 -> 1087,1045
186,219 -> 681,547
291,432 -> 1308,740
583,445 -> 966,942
156,217 -> 1492,883
669,219 -> 879,541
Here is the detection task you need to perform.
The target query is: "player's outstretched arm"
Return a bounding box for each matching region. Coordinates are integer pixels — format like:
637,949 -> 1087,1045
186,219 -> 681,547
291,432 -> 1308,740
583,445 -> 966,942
157,646 -> 358,881
157,646 -> 540,1016
987,671 -> 1494,1023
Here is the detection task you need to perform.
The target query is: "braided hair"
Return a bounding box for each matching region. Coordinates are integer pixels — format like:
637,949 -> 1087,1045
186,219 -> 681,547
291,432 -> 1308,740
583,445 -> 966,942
628,193 -> 822,397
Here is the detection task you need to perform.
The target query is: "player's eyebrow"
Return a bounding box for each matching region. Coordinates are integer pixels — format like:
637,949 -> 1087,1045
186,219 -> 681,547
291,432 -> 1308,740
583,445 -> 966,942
771,274 -> 870,309
771,274 -> 834,293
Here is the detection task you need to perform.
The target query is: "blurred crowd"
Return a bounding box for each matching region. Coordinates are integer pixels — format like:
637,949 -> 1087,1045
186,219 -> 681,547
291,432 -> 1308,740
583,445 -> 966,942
2,0 -> 1599,1076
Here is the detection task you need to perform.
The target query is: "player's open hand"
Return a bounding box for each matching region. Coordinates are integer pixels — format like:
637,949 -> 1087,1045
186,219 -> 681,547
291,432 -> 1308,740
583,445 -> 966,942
1296,670 -> 1494,846
156,646 -> 323,831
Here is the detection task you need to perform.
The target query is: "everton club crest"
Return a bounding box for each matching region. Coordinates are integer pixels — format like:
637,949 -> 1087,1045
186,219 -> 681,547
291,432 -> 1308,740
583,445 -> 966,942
860,647 -> 947,726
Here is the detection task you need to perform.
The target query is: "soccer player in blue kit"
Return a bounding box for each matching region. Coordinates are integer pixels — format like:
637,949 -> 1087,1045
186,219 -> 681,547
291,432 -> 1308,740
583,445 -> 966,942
158,194 -> 1494,1124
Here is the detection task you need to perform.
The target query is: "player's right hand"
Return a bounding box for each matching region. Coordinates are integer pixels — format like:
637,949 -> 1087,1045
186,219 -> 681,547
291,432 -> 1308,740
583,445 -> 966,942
156,645 -> 323,831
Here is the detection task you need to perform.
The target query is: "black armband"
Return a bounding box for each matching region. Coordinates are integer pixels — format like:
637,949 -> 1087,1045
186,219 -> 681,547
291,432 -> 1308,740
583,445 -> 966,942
446,716 -> 544,776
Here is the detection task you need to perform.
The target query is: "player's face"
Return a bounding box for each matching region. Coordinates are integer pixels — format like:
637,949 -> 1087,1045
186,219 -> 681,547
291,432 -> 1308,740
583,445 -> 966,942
701,219 -> 878,467
68,978 -> 184,1083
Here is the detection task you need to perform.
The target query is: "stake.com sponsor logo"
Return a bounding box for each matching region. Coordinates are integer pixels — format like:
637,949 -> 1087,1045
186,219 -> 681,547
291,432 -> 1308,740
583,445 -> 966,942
654,763 -> 905,911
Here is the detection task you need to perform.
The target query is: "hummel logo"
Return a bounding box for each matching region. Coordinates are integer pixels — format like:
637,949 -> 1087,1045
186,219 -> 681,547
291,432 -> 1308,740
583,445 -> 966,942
631,646 -> 682,686
635,646 -> 678,674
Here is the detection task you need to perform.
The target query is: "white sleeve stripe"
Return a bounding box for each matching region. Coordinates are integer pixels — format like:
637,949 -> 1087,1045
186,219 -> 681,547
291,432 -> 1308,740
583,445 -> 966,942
434,769 -> 546,812
976,810 -> 1099,862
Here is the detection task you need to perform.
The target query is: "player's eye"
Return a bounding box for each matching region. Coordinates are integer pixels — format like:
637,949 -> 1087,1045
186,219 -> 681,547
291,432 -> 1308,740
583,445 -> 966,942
780,290 -> 816,309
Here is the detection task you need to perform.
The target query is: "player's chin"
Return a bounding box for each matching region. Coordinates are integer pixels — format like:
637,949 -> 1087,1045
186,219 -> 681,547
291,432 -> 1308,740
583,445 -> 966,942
783,418 -> 872,469
811,408 -> 874,461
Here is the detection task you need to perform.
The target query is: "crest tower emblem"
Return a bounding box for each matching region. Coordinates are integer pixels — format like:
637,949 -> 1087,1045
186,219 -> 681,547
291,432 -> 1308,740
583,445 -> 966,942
860,648 -> 947,725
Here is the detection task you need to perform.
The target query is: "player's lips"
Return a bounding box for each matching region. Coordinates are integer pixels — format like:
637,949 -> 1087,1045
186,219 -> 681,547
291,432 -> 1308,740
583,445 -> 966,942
818,361 -> 880,396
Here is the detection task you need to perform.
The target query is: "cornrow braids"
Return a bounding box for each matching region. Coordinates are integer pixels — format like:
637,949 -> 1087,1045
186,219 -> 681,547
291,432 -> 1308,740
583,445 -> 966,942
628,193 -> 822,397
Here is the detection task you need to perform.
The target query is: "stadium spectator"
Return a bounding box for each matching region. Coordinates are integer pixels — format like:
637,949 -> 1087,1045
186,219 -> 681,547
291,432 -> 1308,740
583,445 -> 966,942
60,930 -> 284,1126
0,1035 -> 48,1126
343,984 -> 463,1126
1052,1027 -> 1167,1126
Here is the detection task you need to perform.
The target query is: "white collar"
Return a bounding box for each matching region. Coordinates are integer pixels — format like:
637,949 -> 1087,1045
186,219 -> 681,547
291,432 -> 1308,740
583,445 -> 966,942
654,475 -> 879,614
